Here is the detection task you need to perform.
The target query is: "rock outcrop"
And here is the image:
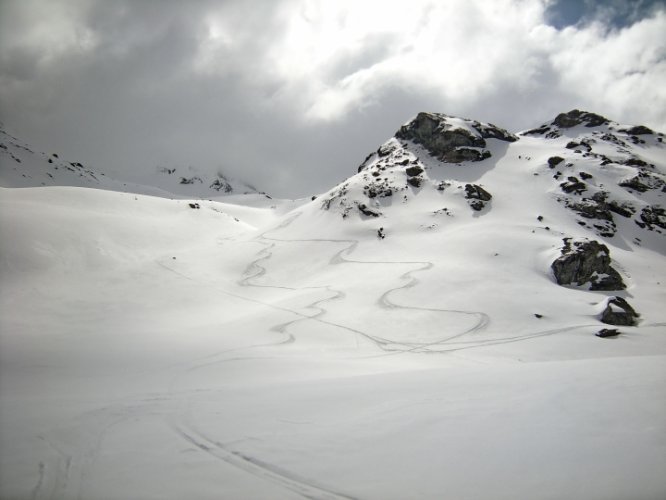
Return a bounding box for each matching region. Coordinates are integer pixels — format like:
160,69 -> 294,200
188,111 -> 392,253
464,184 -> 492,211
551,239 -> 625,290
395,112 -> 516,163
600,297 -> 639,326
552,110 -> 610,129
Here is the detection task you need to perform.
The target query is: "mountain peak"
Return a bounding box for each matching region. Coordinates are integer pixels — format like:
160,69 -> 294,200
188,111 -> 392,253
394,112 -> 517,163
552,109 -> 610,129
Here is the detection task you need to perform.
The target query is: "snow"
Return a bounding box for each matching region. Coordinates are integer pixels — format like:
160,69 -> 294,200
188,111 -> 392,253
1,113 -> 666,499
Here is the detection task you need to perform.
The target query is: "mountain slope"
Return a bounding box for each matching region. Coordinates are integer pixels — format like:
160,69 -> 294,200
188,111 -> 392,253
0,110 -> 665,500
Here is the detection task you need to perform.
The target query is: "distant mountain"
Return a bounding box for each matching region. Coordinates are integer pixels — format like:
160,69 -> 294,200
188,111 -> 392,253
0,126 -> 267,199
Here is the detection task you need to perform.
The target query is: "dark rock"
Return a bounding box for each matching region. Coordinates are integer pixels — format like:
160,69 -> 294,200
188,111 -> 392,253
639,206 -> 666,230
620,125 -> 653,135
394,112 -> 515,163
596,328 -> 621,338
464,184 -> 492,201
405,165 -> 424,177
600,297 -> 639,326
547,156 -> 564,168
180,176 -> 203,185
579,171 -> 593,180
464,184 -> 492,211
188,203 -> 200,209
619,171 -> 664,193
565,141 -> 579,150
553,110 -> 609,129
396,112 -> 484,151
523,125 -> 551,136
441,148 -> 487,163
560,177 -> 587,194
357,203 -> 381,217
608,200 -> 635,218
377,142 -> 397,157
407,177 -> 422,188
622,157 -> 648,168
551,239 -> 625,290
619,176 -> 650,192
210,178 -> 232,192
566,197 -> 613,222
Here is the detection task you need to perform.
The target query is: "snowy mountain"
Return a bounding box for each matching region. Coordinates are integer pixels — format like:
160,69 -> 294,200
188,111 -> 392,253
0,125 -> 266,199
1,110 -> 665,500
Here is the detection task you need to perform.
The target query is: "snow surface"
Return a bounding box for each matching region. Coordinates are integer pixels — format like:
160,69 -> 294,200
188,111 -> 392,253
1,113 -> 666,500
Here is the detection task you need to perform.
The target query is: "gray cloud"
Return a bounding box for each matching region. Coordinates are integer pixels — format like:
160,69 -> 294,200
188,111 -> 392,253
1,0 -> 665,198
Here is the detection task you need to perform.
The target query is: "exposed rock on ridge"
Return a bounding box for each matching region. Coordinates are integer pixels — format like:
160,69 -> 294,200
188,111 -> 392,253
395,112 -> 517,163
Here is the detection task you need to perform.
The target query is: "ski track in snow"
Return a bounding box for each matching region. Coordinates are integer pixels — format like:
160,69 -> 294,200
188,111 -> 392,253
168,412 -> 358,500
246,211 -> 491,354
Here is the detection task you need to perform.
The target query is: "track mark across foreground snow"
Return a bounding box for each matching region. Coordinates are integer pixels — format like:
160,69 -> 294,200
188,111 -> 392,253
168,415 -> 358,500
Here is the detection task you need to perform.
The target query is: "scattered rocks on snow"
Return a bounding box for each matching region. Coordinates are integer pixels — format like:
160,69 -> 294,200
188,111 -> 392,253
600,297 -> 639,326
551,238 -> 625,290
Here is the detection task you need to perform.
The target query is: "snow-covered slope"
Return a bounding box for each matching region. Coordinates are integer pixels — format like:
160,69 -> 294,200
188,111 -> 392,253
0,126 -> 266,199
1,110 -> 665,500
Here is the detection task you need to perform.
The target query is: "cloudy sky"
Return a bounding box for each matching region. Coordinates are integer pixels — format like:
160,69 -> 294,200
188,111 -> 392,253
1,0 -> 665,197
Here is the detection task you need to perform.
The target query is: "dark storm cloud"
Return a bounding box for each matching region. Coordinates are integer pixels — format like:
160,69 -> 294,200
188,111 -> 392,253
1,0 -> 665,198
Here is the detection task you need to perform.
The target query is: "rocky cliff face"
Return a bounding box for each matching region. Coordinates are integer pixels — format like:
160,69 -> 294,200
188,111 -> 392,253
394,112 -> 517,163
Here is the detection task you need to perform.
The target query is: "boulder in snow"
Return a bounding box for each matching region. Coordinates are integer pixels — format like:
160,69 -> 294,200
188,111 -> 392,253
600,297 -> 639,326
551,239 -> 625,290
